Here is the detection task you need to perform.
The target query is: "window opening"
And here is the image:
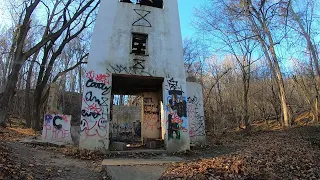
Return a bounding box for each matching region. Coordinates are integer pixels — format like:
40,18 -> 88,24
132,33 -> 148,55
119,0 -> 164,9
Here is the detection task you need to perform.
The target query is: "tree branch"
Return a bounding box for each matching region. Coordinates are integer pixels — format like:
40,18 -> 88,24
52,53 -> 88,83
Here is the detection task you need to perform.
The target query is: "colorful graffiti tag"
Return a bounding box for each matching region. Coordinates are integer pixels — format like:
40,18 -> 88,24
80,71 -> 111,145
143,97 -> 160,132
165,78 -> 188,140
42,114 -> 72,143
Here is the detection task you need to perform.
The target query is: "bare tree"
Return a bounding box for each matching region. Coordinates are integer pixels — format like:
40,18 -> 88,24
287,0 -> 320,121
0,0 -> 100,128
232,0 -> 293,126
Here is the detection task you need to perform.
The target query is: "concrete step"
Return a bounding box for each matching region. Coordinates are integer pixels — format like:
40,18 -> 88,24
107,149 -> 167,155
102,156 -> 184,180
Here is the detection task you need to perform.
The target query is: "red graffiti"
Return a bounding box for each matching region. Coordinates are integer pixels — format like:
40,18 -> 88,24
86,70 -> 111,85
82,98 -> 103,115
188,104 -> 195,120
87,103 -> 103,114
189,129 -> 195,137
95,74 -> 110,85
86,70 -> 95,79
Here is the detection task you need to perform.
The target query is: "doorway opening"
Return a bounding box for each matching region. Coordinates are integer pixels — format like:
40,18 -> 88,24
110,74 -> 164,151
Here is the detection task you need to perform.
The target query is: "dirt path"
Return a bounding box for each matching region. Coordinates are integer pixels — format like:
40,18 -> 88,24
5,142 -> 105,180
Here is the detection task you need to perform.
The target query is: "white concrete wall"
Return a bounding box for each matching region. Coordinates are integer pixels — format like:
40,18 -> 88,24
187,82 -> 206,145
80,71 -> 112,150
88,0 -> 185,79
80,0 -> 188,151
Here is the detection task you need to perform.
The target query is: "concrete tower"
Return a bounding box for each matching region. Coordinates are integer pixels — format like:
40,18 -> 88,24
80,0 -> 204,152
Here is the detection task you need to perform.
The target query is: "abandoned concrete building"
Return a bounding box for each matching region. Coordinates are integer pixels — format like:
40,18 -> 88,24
79,0 -> 206,152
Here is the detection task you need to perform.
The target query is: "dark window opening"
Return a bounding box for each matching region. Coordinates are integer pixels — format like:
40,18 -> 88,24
132,33 -> 148,55
119,0 -> 164,9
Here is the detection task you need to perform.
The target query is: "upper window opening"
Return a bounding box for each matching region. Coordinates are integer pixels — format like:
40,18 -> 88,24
132,33 -> 148,56
120,0 -> 164,9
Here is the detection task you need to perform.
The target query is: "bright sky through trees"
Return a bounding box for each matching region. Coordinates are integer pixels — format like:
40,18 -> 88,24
0,0 -> 202,39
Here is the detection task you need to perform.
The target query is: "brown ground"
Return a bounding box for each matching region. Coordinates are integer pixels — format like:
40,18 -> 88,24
0,128 -> 106,180
1,122 -> 320,180
161,125 -> 320,180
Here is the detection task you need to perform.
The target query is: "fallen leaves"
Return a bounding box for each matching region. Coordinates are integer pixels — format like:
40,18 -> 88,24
162,125 -> 320,180
0,127 -> 36,180
0,142 -> 29,180
0,127 -> 35,142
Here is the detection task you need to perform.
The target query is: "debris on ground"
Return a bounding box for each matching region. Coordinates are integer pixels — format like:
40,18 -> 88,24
161,125 -> 320,180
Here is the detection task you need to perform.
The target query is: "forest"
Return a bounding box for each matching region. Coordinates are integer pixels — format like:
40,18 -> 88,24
0,0 -> 319,131
0,0 -> 320,179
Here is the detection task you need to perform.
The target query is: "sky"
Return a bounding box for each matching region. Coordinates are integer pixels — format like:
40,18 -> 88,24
178,0 -> 206,39
0,0 -> 203,39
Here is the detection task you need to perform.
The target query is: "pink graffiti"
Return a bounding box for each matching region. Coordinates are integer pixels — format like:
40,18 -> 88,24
62,115 -> 69,123
43,124 -> 70,140
189,129 -> 195,137
80,119 -> 108,141
188,104 -> 195,120
144,113 -> 159,131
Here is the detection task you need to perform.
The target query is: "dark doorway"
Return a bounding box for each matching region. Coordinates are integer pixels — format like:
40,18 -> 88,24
110,75 -> 164,151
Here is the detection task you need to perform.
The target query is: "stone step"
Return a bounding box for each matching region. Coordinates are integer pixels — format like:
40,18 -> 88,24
102,156 -> 185,180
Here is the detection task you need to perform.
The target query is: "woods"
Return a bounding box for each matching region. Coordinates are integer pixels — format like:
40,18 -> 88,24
0,0 -> 99,129
0,0 -> 320,179
185,0 -> 320,132
0,0 -> 319,133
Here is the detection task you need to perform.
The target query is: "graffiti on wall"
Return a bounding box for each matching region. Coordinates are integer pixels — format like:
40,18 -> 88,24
80,71 -> 111,141
133,59 -> 145,70
42,114 -> 72,143
106,64 -> 157,77
187,96 -> 205,138
112,106 -> 141,140
132,9 -> 152,27
143,97 -> 160,132
165,78 -> 188,140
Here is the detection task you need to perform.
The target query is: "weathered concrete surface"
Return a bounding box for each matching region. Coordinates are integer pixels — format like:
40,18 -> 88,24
107,149 -> 167,155
105,166 -> 166,180
102,156 -> 184,166
103,156 -> 184,180
20,136 -> 71,147
186,82 -> 206,145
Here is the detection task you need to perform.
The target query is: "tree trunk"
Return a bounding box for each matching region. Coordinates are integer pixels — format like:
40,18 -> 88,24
33,86 -> 43,131
267,32 -> 292,126
243,80 -> 250,129
0,63 -> 22,127
248,6 -> 292,126
25,52 -> 38,128
78,64 -> 82,94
